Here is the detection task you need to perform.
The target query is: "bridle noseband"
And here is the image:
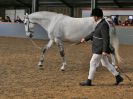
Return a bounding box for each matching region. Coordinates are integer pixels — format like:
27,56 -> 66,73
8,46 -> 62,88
24,16 -> 41,49
24,17 -> 36,33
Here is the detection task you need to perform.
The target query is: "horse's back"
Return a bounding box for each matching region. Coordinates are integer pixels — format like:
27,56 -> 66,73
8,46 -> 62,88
60,17 -> 96,42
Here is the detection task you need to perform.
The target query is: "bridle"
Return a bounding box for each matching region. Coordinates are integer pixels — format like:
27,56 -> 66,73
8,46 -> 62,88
24,17 -> 36,34
24,16 -> 41,49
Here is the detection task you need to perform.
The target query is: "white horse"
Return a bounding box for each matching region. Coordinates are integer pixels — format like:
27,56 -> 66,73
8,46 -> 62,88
24,11 -> 121,71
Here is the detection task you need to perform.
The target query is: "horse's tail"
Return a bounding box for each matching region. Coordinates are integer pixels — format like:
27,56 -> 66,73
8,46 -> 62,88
111,24 -> 122,64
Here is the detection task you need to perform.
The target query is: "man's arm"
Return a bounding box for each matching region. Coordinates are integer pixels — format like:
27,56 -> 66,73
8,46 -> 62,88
84,31 -> 94,41
81,31 -> 94,42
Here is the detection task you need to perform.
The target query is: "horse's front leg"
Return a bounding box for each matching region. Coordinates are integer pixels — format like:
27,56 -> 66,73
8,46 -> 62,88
55,39 -> 67,71
38,40 -> 54,69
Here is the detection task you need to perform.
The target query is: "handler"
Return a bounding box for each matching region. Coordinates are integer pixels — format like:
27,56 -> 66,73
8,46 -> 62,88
80,8 -> 123,86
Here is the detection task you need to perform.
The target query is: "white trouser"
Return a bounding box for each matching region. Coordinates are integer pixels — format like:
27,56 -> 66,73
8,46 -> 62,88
88,54 -> 119,80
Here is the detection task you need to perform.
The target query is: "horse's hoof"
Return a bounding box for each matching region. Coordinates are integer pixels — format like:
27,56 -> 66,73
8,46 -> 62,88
61,69 -> 65,71
60,67 -> 65,71
38,64 -> 44,70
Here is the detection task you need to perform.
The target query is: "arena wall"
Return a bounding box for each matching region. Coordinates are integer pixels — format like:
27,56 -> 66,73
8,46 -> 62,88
0,23 -> 48,40
0,23 -> 133,45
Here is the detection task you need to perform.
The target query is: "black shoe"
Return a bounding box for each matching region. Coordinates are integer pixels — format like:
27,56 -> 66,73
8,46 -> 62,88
79,79 -> 92,86
114,75 -> 123,85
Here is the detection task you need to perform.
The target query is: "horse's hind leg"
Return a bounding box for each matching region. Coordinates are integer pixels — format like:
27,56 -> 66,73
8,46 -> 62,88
38,40 -> 54,69
110,45 -> 118,69
55,38 -> 66,71
111,54 -> 118,69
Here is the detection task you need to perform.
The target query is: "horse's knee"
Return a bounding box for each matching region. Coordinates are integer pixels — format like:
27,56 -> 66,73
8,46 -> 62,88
55,37 -> 61,43
42,48 -> 46,54
60,50 -> 65,57
46,40 -> 54,48
58,44 -> 65,57
54,38 -> 65,57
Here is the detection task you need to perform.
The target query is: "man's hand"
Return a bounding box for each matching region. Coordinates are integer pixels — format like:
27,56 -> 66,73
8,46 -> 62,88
75,38 -> 85,45
102,52 -> 108,56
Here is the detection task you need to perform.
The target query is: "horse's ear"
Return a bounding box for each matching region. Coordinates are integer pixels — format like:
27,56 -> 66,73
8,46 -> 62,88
26,13 -> 28,16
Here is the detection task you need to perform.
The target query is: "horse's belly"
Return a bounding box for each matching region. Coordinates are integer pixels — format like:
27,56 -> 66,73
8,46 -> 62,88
64,31 -> 90,42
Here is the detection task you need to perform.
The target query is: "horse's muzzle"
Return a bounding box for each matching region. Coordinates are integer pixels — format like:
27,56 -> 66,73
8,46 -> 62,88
26,32 -> 33,38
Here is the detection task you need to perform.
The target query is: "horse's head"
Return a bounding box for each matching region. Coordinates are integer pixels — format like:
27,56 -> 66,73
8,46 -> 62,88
24,13 -> 36,38
24,11 -> 61,38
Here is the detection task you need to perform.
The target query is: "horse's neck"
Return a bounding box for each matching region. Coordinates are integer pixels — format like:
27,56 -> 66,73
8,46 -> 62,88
31,13 -> 64,33
47,14 -> 64,33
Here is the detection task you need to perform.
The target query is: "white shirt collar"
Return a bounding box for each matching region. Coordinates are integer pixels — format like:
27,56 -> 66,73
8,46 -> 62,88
96,19 -> 102,25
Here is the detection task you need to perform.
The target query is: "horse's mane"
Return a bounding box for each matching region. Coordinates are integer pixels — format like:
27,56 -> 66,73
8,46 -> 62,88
29,11 -> 64,20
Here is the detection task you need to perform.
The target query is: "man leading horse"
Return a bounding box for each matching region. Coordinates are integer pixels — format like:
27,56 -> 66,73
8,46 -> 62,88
79,8 -> 123,86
